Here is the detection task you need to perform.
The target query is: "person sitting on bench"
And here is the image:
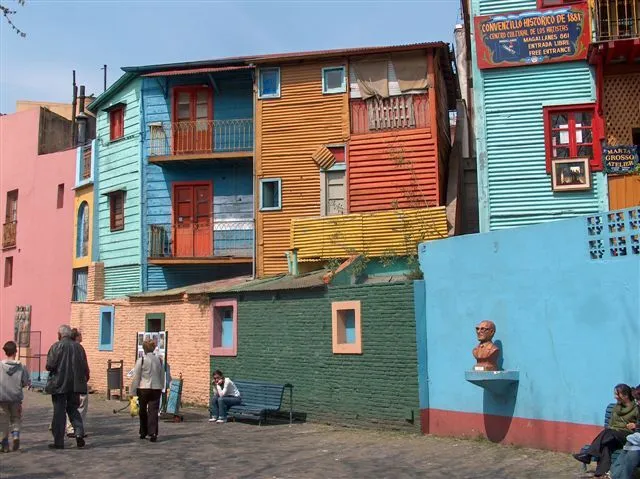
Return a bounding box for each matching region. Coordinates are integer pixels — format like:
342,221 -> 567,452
573,384 -> 639,477
208,370 -> 241,424
610,386 -> 640,479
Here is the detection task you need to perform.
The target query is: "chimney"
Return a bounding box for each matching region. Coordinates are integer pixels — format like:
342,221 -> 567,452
76,85 -> 88,145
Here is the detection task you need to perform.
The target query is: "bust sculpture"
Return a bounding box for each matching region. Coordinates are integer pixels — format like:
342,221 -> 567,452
472,320 -> 499,371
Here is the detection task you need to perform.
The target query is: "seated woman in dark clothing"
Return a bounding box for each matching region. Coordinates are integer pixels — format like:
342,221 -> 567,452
573,384 -> 639,477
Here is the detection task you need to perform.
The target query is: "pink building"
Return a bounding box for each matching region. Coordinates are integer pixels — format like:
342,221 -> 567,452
1,108 -> 76,368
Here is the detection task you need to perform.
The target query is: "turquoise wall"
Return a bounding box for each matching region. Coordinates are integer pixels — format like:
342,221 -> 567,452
471,0 -> 608,232
417,207 -> 640,428
96,77 -> 143,297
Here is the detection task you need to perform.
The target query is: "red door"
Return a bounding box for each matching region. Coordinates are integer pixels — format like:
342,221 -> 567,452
172,87 -> 213,155
173,183 -> 212,257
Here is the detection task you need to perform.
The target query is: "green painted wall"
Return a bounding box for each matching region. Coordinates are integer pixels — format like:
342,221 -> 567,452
96,77 -> 142,297
211,281 -> 420,429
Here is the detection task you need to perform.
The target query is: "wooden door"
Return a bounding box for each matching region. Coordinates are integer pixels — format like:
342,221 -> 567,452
173,183 -> 212,257
609,175 -> 640,210
172,87 -> 212,155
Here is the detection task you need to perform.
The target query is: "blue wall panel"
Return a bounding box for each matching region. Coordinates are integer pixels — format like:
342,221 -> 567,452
417,208 -> 640,426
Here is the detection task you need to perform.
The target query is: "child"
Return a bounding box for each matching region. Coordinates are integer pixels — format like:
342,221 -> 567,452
208,369 -> 241,423
0,341 -> 30,452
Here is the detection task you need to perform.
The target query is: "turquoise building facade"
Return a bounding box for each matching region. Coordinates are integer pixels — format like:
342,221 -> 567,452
470,0 -> 609,232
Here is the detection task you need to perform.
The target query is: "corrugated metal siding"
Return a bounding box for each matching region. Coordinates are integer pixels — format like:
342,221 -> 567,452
349,128 -> 438,212
147,264 -> 251,292
291,206 -> 448,261
97,78 -> 142,269
256,61 -> 350,276
479,0 -> 535,15
483,62 -> 604,229
105,265 -> 141,299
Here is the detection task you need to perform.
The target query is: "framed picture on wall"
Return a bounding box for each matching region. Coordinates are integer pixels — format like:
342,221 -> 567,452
551,158 -> 592,192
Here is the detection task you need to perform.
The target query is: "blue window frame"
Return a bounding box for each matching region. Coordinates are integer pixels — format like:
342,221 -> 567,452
259,67 -> 280,99
98,306 -> 115,351
322,66 -> 346,94
259,178 -> 282,211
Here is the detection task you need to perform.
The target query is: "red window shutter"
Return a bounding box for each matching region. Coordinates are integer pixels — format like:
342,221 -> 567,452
328,146 -> 346,163
110,108 -> 124,141
109,191 -> 125,231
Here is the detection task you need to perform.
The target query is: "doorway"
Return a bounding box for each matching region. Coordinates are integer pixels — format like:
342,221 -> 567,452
172,182 -> 212,257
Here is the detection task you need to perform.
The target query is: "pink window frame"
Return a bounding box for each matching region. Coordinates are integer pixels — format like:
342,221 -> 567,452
331,300 -> 362,354
210,298 -> 238,356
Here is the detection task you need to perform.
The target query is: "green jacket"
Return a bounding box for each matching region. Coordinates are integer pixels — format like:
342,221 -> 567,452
609,402 -> 639,432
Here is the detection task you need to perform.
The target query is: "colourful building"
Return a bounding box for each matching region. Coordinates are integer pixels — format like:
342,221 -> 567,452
1,108 -> 76,360
470,0 -> 609,232
588,0 -> 640,209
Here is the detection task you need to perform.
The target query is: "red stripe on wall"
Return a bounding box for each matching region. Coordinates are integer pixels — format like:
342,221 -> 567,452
421,408 -> 603,453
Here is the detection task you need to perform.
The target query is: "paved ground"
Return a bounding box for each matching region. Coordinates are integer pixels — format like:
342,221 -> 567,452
0,391 -> 597,479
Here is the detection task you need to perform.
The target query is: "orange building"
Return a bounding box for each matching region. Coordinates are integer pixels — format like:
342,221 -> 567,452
254,43 -> 457,276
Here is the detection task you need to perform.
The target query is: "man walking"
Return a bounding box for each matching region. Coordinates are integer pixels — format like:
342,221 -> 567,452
45,325 -> 90,449
66,328 -> 89,438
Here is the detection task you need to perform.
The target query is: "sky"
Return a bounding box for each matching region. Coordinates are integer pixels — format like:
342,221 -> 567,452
0,0 -> 461,113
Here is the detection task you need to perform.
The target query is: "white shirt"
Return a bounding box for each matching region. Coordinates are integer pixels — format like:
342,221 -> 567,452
215,378 -> 240,398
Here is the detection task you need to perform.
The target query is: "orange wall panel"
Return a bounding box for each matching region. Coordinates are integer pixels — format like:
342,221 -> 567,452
348,128 -> 439,213
256,61 -> 349,276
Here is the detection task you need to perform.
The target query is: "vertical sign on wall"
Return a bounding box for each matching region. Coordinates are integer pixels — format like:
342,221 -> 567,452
14,305 -> 32,348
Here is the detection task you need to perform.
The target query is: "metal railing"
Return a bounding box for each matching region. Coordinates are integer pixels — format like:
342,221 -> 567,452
148,118 -> 253,157
2,221 -> 17,249
595,0 -> 640,41
148,220 -> 254,258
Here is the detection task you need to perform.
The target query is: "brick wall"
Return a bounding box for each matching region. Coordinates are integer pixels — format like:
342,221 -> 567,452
211,282 -> 420,429
71,297 -> 211,405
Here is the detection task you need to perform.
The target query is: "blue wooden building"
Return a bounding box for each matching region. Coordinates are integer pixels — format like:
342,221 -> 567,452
469,0 -> 609,232
87,62 -> 255,296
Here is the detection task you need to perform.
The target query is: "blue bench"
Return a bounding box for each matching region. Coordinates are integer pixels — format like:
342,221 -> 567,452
225,380 -> 293,426
579,403 -> 640,475
28,371 -> 49,391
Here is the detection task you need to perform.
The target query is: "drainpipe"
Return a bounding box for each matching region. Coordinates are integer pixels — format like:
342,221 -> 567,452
250,65 -> 257,280
139,78 -> 148,292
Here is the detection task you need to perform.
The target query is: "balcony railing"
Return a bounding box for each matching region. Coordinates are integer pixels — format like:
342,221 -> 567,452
148,220 -> 254,259
350,94 -> 430,135
148,119 -> 253,158
290,206 -> 448,262
595,0 -> 640,41
2,221 -> 17,249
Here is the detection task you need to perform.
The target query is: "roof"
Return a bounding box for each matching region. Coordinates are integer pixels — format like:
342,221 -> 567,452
141,65 -> 254,77
87,72 -> 137,113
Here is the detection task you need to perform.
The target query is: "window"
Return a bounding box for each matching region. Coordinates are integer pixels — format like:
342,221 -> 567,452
4,257 -> 13,287
98,306 -> 115,351
72,267 -> 88,301
543,104 -> 601,173
322,66 -> 346,94
332,300 -> 362,354
81,143 -> 92,180
76,202 -> 89,258
109,191 -> 125,231
259,67 -> 280,99
260,178 -> 282,211
5,190 -> 18,223
211,299 -> 237,356
109,107 -> 124,141
145,313 -> 165,332
57,184 -> 64,209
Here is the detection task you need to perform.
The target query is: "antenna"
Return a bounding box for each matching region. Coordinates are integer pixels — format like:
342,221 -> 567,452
101,64 -> 107,92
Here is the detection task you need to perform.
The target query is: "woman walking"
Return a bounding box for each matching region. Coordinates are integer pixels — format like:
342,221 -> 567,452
130,340 -> 164,442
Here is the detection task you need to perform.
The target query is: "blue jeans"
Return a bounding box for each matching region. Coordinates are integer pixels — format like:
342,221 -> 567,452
610,450 -> 640,479
209,396 -> 241,419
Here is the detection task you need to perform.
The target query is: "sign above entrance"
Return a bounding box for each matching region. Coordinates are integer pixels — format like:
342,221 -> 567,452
474,4 -> 590,70
603,145 -> 640,174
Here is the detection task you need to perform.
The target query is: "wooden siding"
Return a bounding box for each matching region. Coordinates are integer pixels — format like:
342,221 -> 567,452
290,206 -> 448,261
481,63 -> 606,230
256,61 -> 350,276
104,264 -> 141,299
348,128 -> 438,212
97,78 -> 142,273
609,175 -> 640,210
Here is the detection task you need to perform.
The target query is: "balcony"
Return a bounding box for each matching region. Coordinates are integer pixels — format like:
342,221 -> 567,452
350,94 -> 429,135
290,206 -> 448,262
148,119 -> 253,163
148,220 -> 253,265
595,0 -> 640,41
2,221 -> 17,249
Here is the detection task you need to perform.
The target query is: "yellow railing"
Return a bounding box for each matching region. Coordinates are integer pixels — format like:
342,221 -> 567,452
595,0 -> 640,41
290,207 -> 448,262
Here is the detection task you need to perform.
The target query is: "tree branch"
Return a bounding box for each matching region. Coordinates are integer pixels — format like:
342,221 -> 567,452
1,1 -> 27,38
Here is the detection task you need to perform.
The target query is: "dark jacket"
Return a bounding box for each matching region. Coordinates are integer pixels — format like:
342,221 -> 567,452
45,337 -> 90,395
